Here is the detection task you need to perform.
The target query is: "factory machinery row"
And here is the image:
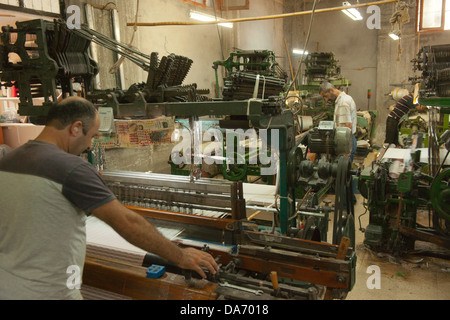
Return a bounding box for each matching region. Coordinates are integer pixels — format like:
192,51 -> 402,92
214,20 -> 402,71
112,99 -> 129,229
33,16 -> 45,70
0,19 -> 449,300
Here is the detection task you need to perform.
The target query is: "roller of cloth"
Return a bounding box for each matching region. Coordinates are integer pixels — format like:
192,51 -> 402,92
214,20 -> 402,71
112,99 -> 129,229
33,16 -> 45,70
85,216 -> 236,263
83,216 -> 176,299
85,216 -> 183,266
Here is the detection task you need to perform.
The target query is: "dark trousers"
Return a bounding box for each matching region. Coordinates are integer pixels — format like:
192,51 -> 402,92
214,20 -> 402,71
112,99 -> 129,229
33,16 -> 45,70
385,116 -> 400,146
350,134 -> 357,162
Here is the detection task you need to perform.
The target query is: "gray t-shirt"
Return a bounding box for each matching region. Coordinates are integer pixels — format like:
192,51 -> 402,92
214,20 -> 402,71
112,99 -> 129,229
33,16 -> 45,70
0,140 -> 116,299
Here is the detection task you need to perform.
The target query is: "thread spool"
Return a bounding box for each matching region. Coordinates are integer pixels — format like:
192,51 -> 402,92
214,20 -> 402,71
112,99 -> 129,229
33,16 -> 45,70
389,159 -> 405,178
391,88 -> 409,101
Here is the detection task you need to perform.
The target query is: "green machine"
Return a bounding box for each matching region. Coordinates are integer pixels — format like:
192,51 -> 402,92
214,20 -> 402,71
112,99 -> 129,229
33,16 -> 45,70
297,52 -> 352,126
300,52 -> 351,90
212,50 -> 287,100
0,19 -> 358,298
358,153 -> 450,253
211,51 -> 357,246
0,19 -> 98,122
359,44 -> 450,254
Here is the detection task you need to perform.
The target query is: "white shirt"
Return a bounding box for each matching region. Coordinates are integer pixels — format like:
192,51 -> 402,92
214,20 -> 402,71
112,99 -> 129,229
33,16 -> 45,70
334,91 -> 357,134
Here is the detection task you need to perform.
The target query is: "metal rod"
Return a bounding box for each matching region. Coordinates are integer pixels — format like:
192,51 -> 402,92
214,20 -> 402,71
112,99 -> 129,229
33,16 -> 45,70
246,205 -> 325,218
126,0 -> 398,27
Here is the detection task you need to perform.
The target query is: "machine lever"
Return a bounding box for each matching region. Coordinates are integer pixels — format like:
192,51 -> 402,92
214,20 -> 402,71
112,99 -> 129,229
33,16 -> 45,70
219,281 -> 263,296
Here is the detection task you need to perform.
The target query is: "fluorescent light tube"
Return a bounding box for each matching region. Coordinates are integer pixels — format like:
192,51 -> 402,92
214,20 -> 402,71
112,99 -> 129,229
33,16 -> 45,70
189,10 -> 233,28
389,32 -> 400,40
293,49 -> 308,55
218,22 -> 233,28
341,2 -> 363,21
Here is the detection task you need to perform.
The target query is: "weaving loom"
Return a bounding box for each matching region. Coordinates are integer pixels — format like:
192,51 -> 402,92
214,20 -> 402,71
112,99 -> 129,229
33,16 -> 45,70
0,19 -> 357,300
79,171 -> 356,300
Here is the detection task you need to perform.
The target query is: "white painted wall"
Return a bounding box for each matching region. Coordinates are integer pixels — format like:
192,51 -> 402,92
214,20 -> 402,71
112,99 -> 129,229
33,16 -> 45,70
81,0 -> 285,99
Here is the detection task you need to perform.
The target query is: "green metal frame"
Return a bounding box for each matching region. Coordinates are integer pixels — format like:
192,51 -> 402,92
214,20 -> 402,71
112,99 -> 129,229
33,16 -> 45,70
111,99 -> 297,235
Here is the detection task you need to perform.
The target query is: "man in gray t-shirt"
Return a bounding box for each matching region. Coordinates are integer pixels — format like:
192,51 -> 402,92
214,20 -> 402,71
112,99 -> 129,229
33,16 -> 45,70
0,97 -> 218,299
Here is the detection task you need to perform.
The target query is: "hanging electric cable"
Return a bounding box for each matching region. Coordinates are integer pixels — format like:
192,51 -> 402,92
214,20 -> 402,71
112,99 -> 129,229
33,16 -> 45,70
284,0 -> 318,97
109,0 -> 140,74
212,0 -> 226,98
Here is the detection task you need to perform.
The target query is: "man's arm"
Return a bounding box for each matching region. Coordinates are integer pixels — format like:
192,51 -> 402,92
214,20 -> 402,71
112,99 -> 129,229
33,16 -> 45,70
92,199 -> 218,278
415,105 -> 427,112
339,122 -> 353,131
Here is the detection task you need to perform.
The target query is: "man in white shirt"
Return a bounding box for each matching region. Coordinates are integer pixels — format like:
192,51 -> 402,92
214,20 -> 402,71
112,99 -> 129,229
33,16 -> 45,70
319,81 -> 357,161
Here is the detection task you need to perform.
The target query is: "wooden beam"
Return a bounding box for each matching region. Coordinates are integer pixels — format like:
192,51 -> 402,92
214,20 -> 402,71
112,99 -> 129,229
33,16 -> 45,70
127,205 -> 237,231
83,255 -> 218,300
400,226 -> 450,250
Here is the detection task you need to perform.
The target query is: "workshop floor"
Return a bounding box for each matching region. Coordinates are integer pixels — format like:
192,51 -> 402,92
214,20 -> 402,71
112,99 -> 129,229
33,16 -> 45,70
342,194 -> 450,300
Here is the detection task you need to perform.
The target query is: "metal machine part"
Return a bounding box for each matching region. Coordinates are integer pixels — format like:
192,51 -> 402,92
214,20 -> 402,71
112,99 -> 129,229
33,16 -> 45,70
0,19 -> 210,122
288,140 -> 356,247
358,154 -> 450,254
307,121 -> 352,156
430,169 -> 450,222
87,52 -> 211,111
0,19 -> 98,120
303,52 -> 344,84
412,44 -> 450,100
213,50 -> 287,101
90,170 -> 356,300
102,170 -> 245,232
213,50 -> 285,78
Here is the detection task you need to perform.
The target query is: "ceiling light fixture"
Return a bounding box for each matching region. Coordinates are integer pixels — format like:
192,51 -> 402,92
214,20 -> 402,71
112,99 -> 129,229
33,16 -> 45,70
388,29 -> 401,40
189,10 -> 233,28
341,1 -> 363,21
293,49 -> 308,55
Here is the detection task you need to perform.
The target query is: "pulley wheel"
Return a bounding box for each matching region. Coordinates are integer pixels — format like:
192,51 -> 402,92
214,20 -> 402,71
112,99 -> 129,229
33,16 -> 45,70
333,156 -> 355,248
431,169 -> 450,221
287,146 -> 303,187
343,213 -> 355,248
222,152 -> 248,181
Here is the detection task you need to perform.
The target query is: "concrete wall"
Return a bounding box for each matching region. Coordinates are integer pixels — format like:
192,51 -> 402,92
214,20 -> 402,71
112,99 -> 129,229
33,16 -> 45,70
283,0 -> 378,119
228,0 -> 284,53
74,0 -> 285,97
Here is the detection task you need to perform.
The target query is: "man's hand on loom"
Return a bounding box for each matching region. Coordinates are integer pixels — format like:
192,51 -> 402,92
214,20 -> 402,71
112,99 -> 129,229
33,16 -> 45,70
177,247 -> 219,279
